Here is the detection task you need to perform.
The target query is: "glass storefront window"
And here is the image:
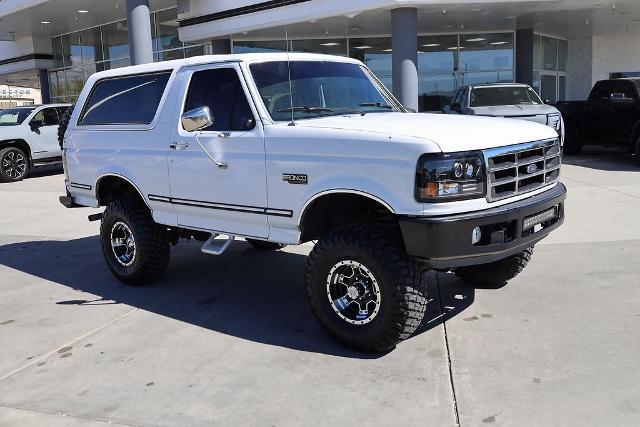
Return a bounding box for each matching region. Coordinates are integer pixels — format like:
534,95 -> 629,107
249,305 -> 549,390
233,40 -> 289,53
48,70 -> 65,98
52,37 -> 64,68
558,39 -> 568,72
419,75 -> 458,112
349,38 -> 392,91
61,33 -> 82,68
65,67 -> 84,96
184,45 -> 206,58
459,33 -> 514,71
292,39 -> 347,56
459,71 -> 514,86
418,35 -> 457,73
154,8 -> 182,52
80,27 -> 104,64
542,37 -> 558,71
155,49 -> 184,62
102,21 -> 130,61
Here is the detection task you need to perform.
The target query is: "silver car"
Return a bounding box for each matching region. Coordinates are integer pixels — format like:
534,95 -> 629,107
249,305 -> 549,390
444,83 -> 564,143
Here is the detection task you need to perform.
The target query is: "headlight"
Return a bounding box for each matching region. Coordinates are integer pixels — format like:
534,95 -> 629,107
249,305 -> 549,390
547,113 -> 562,132
415,151 -> 485,202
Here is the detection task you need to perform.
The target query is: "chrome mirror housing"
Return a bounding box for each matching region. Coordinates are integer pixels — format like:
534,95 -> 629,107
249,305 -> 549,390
181,106 -> 213,132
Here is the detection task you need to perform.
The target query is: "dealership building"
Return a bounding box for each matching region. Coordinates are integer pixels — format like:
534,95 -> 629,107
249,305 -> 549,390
0,0 -> 638,112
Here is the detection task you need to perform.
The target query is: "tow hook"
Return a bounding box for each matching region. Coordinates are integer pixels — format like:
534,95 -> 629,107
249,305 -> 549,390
88,213 -> 103,222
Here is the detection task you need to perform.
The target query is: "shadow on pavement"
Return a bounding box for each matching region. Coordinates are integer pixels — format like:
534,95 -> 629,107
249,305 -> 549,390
563,145 -> 639,172
0,236 -> 474,358
27,163 -> 63,179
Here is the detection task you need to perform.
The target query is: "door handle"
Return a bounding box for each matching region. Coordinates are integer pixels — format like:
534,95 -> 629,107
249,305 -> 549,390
169,142 -> 189,151
217,132 -> 231,139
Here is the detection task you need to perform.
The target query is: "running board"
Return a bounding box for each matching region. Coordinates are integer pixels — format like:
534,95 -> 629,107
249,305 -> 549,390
201,234 -> 234,255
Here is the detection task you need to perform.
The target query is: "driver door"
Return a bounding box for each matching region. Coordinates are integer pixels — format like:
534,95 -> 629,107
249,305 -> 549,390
28,107 -> 61,158
168,64 -> 269,238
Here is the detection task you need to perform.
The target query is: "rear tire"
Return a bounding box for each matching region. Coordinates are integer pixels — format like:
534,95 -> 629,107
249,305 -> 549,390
455,246 -> 534,289
306,225 -> 428,353
100,198 -> 170,285
245,238 -> 286,250
634,136 -> 640,166
0,146 -> 29,182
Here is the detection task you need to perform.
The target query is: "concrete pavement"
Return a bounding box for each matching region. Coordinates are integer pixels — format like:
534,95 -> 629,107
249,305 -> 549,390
0,149 -> 639,426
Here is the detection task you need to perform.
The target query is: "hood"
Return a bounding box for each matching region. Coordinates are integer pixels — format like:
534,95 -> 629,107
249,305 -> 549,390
289,112 -> 558,152
470,104 -> 560,117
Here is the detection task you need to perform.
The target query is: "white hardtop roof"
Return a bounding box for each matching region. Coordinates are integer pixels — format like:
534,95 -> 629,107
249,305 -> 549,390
469,83 -> 532,89
89,53 -> 363,81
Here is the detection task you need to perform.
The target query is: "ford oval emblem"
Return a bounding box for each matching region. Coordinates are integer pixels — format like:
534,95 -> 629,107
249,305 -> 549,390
526,164 -> 538,174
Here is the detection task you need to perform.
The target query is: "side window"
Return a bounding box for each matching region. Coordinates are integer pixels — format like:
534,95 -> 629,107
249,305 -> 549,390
183,68 -> 255,132
80,71 -> 172,125
31,108 -> 59,126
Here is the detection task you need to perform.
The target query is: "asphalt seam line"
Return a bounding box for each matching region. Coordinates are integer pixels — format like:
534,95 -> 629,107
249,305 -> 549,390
0,307 -> 139,383
0,402 -> 140,426
436,273 -> 461,427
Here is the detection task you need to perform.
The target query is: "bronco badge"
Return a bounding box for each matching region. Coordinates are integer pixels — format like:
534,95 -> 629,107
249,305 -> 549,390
282,174 -> 308,184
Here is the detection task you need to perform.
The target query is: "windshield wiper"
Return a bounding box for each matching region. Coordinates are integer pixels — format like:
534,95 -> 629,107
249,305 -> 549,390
277,106 -> 334,113
359,102 -> 393,109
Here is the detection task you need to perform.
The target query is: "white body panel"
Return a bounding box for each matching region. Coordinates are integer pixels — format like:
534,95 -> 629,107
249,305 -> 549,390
64,53 -> 561,245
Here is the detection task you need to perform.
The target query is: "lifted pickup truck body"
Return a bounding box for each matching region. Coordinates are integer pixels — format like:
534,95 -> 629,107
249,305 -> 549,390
556,78 -> 640,161
60,53 -> 566,352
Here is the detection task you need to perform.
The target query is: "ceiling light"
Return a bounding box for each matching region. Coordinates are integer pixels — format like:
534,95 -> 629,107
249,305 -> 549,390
382,48 -> 392,52
78,10 -> 89,13
447,46 -> 458,50
490,41 -> 508,45
40,21 -> 51,24
320,42 -> 340,47
466,38 -> 486,42
353,45 -> 372,49
422,43 -> 441,47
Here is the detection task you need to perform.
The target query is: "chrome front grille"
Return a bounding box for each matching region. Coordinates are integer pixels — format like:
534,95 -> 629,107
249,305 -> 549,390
484,138 -> 561,202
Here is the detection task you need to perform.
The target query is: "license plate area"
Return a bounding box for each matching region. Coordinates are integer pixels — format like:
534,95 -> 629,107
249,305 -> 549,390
522,206 -> 558,237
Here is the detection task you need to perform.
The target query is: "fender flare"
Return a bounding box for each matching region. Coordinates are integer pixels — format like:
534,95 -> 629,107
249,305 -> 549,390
94,173 -> 151,210
297,189 -> 395,227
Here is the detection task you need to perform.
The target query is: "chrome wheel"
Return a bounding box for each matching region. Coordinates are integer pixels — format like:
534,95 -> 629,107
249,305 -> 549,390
1,149 -> 27,180
326,260 -> 381,325
110,221 -> 136,267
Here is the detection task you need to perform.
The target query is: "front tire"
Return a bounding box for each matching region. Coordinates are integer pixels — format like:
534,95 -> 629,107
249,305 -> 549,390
0,146 -> 29,182
306,226 -> 428,353
100,199 -> 170,285
455,246 -> 534,288
634,135 -> 640,166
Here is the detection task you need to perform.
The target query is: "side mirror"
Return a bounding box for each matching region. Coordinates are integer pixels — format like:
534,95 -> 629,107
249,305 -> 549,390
181,106 -> 213,132
405,107 -> 417,113
544,99 -> 552,105
450,102 -> 462,112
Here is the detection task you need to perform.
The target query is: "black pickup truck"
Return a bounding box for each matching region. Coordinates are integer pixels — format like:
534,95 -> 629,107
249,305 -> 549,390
556,78 -> 640,163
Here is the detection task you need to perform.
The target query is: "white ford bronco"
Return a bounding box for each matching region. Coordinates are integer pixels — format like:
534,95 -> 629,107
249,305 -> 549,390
0,104 -> 71,182
60,53 -> 566,352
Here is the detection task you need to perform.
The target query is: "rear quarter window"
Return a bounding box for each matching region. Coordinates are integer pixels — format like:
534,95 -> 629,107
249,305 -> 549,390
79,71 -> 172,125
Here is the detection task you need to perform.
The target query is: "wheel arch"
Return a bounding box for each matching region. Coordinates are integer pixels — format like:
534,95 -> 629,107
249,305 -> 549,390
95,173 -> 150,209
298,190 -> 397,243
0,139 -> 32,163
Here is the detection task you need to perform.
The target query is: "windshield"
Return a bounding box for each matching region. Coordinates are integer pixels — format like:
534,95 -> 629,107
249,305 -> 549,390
0,108 -> 36,126
470,86 -> 543,107
249,61 -> 403,121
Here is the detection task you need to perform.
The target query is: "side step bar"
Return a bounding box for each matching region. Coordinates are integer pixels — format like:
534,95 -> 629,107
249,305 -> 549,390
201,234 -> 235,255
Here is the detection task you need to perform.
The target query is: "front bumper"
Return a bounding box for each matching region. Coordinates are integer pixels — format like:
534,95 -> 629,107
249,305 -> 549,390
399,183 -> 567,269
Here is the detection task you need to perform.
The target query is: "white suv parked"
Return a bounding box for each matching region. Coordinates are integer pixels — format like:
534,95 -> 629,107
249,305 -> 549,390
0,104 -> 71,182
60,53 -> 566,352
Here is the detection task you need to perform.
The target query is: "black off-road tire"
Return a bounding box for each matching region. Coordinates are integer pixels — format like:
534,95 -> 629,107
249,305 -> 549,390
306,225 -> 428,353
246,238 -> 286,250
634,136 -> 640,166
455,246 -> 534,289
100,198 -> 170,285
58,103 -> 75,150
0,146 -> 30,182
